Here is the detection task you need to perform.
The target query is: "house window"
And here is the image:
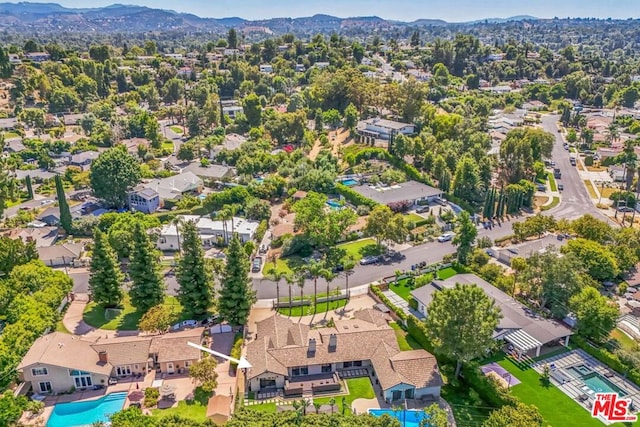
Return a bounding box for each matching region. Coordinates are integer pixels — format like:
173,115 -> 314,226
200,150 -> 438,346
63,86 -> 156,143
74,375 -> 92,388
392,390 -> 402,401
321,364 -> 332,373
405,389 -> 414,399
69,370 -> 91,376
185,361 -> 192,367
291,366 -> 308,376
260,378 -> 276,388
39,382 -> 52,393
116,366 -> 132,376
343,362 -> 352,368
353,361 -> 362,367
31,368 -> 48,376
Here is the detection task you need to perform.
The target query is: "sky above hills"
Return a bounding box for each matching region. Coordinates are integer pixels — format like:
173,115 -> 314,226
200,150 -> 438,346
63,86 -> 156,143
38,0 -> 640,21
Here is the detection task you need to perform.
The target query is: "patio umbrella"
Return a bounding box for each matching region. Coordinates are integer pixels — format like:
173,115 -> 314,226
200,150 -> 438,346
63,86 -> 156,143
160,383 -> 176,396
128,391 -> 144,402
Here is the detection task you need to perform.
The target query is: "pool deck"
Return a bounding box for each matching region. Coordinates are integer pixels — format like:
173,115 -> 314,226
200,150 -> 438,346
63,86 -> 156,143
533,349 -> 640,424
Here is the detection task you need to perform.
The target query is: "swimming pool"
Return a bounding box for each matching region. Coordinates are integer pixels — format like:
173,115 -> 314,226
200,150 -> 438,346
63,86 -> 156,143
582,373 -> 626,396
567,364 -> 592,378
341,179 -> 359,186
369,409 -> 429,427
47,392 -> 127,427
326,200 -> 342,209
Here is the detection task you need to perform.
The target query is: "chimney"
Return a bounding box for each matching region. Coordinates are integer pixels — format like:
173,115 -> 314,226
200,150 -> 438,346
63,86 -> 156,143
328,334 -> 337,353
98,351 -> 108,364
307,338 -> 316,357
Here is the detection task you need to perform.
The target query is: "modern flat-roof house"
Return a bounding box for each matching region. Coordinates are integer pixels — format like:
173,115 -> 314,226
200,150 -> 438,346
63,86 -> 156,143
157,215 -> 260,251
137,171 -> 203,201
245,309 -> 443,403
351,180 -> 443,207
18,329 -> 204,394
127,188 -> 161,214
411,274 -> 573,359
356,118 -> 415,140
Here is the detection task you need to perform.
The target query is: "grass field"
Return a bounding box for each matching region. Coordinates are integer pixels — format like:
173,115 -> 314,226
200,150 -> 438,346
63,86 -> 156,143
277,299 -> 347,317
437,267 -> 457,280
83,295 -> 185,330
262,257 -> 299,276
600,187 -> 618,199
611,328 -> 639,351
336,238 -> 377,261
547,172 -> 558,192
151,387 -> 210,421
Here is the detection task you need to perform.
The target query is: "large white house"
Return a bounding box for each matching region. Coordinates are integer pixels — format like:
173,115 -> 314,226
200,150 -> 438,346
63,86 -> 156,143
157,215 -> 259,251
356,118 -> 415,140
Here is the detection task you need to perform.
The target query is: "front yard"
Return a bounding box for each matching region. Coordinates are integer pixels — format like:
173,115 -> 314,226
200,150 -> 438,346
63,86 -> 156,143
336,238 -> 378,261
277,298 -> 347,317
436,267 -> 457,280
83,295 -> 186,330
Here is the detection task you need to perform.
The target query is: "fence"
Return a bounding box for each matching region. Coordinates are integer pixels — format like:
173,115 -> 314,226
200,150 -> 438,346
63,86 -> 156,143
273,293 -> 348,309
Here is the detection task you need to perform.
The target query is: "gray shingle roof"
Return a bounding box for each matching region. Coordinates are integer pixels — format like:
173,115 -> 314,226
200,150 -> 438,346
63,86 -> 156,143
351,180 -> 442,205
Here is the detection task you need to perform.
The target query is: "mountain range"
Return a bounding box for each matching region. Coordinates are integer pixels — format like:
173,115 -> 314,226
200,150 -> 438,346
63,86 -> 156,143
0,2 -> 543,34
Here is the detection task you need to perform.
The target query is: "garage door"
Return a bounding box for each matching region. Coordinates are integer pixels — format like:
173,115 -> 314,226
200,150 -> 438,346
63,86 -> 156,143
210,324 -> 232,334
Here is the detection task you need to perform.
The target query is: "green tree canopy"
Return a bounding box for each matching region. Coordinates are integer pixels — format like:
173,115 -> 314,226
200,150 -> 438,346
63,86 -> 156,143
88,229 -> 124,308
129,223 -> 165,313
176,220 -> 214,316
570,286 -> 619,342
218,235 -> 254,325
90,146 -> 141,208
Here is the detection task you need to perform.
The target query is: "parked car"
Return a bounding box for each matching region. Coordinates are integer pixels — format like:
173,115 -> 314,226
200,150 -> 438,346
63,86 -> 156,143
332,264 -> 344,273
40,199 -> 54,206
536,184 -> 547,192
172,320 -> 198,331
416,206 -> 430,214
618,206 -> 635,213
201,315 -> 220,326
360,255 -> 380,265
252,257 -> 262,272
437,233 -> 454,242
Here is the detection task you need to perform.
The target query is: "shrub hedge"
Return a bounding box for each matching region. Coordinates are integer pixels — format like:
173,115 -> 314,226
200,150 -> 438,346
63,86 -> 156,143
335,183 -> 378,209
370,285 -> 407,320
572,335 -> 640,386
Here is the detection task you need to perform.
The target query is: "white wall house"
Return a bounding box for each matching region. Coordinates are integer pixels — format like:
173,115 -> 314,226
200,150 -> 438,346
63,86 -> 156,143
356,118 -> 415,140
157,215 -> 259,251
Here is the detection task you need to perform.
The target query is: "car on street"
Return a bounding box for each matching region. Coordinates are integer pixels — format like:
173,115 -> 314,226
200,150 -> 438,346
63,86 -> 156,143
332,264 -> 344,273
618,206 -> 635,213
252,257 -> 262,272
437,233 -> 454,242
172,320 -> 198,331
201,315 -> 220,326
558,184 -> 564,191
360,255 -> 380,265
40,200 -> 54,205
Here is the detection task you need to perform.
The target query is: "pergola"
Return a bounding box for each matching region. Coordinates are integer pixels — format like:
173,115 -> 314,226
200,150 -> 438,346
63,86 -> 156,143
504,329 -> 544,358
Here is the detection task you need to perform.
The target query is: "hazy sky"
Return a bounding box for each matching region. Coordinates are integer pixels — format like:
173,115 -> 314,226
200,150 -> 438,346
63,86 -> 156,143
47,0 -> 640,21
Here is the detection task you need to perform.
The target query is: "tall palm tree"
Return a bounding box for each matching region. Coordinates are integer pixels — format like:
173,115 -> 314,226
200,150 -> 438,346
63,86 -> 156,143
172,216 -> 183,253
266,267 -> 284,307
294,271 -> 306,312
342,257 -> 356,301
322,269 -> 336,319
285,273 -> 294,312
306,260 -> 325,310
217,207 -> 231,245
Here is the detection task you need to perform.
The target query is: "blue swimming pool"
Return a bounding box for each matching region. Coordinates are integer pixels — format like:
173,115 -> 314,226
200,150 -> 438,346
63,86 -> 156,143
47,392 -> 127,427
341,179 -> 359,186
327,200 -> 342,209
582,373 -> 626,396
369,409 -> 430,427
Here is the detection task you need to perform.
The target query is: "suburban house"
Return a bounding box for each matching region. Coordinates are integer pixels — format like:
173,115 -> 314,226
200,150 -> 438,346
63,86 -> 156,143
136,171 -> 203,202
24,52 -> 51,62
37,207 -> 61,226
351,180 -> 443,207
18,329 -> 204,394
210,133 -> 247,159
127,188 -> 161,214
259,64 -> 274,73
411,274 -> 573,358
223,106 -> 244,120
181,162 -> 234,181
2,226 -> 58,247
0,117 -> 17,130
609,165 -> 626,182
356,118 -> 415,140
37,243 -> 85,267
245,309 -> 443,403
68,151 -> 100,171
157,215 -> 260,251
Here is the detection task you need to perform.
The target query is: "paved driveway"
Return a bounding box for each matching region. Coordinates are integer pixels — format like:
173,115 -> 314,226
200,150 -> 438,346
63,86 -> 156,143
382,290 -> 424,319
210,332 -> 237,396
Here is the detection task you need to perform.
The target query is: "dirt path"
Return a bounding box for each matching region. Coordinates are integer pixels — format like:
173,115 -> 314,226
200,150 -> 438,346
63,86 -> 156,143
309,128 -> 353,161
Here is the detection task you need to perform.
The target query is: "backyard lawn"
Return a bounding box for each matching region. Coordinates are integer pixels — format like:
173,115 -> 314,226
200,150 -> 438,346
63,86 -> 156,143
611,328 -> 638,351
83,295 -> 185,330
497,356 -> 606,427
277,299 -> 347,317
436,267 -> 457,280
337,238 -> 377,261
151,387 -> 210,421
389,322 -> 422,351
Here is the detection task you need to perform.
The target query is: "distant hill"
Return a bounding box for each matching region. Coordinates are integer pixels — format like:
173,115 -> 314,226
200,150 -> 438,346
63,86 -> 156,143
0,2 -> 539,34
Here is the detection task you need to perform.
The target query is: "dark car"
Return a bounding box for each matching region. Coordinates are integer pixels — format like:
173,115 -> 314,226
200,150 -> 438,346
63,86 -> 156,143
558,184 -> 564,191
360,255 -> 380,265
332,264 -> 344,273
416,206 -> 430,214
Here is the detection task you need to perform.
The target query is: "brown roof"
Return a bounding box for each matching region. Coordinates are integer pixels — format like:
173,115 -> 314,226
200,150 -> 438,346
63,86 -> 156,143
18,332 -> 112,376
91,336 -> 152,366
271,223 -> 295,239
206,394 -> 232,418
246,309 -> 442,391
149,328 -> 204,363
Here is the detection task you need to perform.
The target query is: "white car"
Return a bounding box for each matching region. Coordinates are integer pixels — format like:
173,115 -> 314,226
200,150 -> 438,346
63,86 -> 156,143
172,320 -> 198,331
40,200 -> 54,206
437,233 -> 454,242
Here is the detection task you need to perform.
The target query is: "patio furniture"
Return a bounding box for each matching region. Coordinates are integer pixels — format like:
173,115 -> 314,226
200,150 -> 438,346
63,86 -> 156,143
578,394 -> 589,402
604,370 -> 615,378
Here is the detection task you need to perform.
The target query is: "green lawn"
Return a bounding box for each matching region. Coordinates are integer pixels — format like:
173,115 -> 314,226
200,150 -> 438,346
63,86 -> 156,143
547,172 -> 558,192
541,196 -> 561,211
404,213 -> 424,228
277,299 -> 347,317
245,402 -> 277,412
388,278 -> 414,302
151,387 -> 210,421
161,140 -> 175,151
83,295 -> 185,331
497,356 -> 606,427
2,131 -> 20,139
611,328 -> 639,351
437,267 -> 457,280
170,126 -> 184,134
336,238 -> 377,261
389,322 -> 422,351
263,257 -> 301,276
